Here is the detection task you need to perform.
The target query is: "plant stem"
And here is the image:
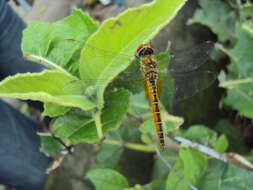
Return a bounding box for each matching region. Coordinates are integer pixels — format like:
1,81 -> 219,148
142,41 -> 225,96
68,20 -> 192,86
93,110 -> 103,140
125,142 -> 155,152
104,139 -> 155,152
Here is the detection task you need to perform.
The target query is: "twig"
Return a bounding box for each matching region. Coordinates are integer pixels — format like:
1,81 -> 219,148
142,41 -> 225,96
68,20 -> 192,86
170,134 -> 253,171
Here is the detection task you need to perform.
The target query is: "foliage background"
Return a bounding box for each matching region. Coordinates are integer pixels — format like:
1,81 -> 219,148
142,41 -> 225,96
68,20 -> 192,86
1,0 -> 253,189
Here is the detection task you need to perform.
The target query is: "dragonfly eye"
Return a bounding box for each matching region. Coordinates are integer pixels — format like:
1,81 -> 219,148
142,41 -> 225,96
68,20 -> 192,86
137,47 -> 154,57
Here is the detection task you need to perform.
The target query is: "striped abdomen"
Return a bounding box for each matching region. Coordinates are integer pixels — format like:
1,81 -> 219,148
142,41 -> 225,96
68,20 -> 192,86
146,74 -> 165,150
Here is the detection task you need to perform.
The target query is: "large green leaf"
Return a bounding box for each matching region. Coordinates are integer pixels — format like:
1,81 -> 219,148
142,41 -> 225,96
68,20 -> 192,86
179,148 -> 207,185
188,0 -> 236,42
166,148 -> 207,190
199,160 -> 253,190
22,9 -> 98,76
221,79 -> 253,119
51,89 -> 130,145
226,24 -> 253,78
79,0 -> 187,108
218,22 -> 253,119
87,168 -> 129,190
0,70 -> 95,110
101,89 -> 130,131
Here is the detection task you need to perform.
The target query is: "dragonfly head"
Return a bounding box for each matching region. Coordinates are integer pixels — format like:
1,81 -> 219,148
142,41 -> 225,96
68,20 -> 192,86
135,44 -> 155,58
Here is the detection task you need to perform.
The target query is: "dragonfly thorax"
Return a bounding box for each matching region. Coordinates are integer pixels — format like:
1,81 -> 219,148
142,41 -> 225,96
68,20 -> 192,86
140,56 -> 158,82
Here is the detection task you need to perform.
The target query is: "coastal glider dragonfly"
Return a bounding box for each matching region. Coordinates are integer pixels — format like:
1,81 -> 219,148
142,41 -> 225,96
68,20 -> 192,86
58,39 -> 216,151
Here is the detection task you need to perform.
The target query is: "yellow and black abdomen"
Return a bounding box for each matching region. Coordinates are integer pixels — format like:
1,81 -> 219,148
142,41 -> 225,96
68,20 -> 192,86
146,74 -> 165,150
136,44 -> 165,150
141,57 -> 165,150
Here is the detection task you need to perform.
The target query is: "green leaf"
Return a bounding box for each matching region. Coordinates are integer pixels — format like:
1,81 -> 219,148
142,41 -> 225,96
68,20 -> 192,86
166,158 -> 189,190
152,151 -> 178,179
129,92 -> 149,116
166,148 -> 207,190
139,114 -> 182,136
221,79 -> 253,119
0,70 -> 96,110
242,22 -> 253,39
188,0 -> 236,42
199,160 -> 253,190
42,103 -> 71,117
180,148 -> 207,185
217,21 -> 253,119
217,23 -> 253,79
183,125 -> 217,146
22,9 -> 98,76
240,4 -> 253,22
125,184 -> 149,190
139,119 -> 155,134
96,132 -> 124,168
51,89 -> 130,145
101,89 -> 131,131
40,136 -> 64,156
96,143 -> 123,168
214,135 -> 229,153
79,0 -> 187,108
52,109 -> 98,144
87,169 -> 129,190
214,120 -> 247,153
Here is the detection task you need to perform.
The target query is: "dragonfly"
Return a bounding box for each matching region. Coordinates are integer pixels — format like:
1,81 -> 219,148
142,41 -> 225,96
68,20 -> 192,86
136,43 -> 165,150
30,37 -> 216,150
59,40 -> 216,150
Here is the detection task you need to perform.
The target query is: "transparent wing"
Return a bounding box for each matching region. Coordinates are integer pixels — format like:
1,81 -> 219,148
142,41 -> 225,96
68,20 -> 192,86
159,70 -> 216,106
167,41 -> 214,73
62,39 -> 215,76
62,40 -> 216,102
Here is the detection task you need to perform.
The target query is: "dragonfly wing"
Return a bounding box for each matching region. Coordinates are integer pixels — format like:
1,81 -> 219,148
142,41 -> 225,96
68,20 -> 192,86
159,69 -> 217,106
168,41 -> 215,74
63,59 -> 144,98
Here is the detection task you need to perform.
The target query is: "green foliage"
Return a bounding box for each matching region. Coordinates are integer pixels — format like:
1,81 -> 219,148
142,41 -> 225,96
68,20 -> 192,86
182,125 -> 217,146
79,0 -> 187,108
199,160 -> 253,190
0,70 -> 95,110
49,89 -> 130,146
214,135 -> 229,153
188,0 -> 236,42
1,0 -> 252,188
0,0 -> 187,151
40,136 -> 65,156
218,22 -> 253,118
42,103 -> 71,117
188,1 -> 253,189
191,0 -> 253,119
214,120 -> 246,153
22,9 -> 98,76
165,148 -> 207,190
87,168 -> 129,190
